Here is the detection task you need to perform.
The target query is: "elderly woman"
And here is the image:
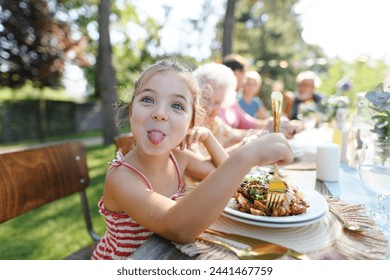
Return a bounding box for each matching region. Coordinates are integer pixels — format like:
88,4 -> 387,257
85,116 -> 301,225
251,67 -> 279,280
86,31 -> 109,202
193,62 -> 254,151
193,63 -> 299,154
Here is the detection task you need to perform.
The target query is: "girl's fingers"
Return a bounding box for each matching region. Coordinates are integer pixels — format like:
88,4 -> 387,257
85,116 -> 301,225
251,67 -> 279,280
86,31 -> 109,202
192,129 -> 201,143
179,140 -> 185,151
187,129 -> 198,150
182,127 -> 208,150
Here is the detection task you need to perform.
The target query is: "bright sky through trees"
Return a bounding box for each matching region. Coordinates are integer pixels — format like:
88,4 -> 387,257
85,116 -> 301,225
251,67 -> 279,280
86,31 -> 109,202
136,0 -> 390,63
296,0 -> 390,63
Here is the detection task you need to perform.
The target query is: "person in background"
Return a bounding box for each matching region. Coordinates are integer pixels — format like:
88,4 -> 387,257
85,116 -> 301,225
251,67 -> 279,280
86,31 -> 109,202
219,54 -> 273,129
91,58 -> 294,260
193,62 -> 266,151
193,62 -> 304,155
238,70 -> 268,119
221,53 -> 248,93
220,53 -> 300,138
286,70 -> 324,120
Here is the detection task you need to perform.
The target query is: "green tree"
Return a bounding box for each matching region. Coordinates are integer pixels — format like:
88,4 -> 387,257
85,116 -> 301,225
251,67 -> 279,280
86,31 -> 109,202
110,1 -> 162,99
0,0 -> 85,89
215,0 -> 327,108
319,57 -> 389,108
0,0 -> 85,141
55,0 -> 100,97
1,0 -> 163,143
57,0 -> 163,144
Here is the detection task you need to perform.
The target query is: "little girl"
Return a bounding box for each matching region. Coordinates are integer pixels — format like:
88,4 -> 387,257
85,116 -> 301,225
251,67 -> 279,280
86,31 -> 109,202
91,58 -> 293,260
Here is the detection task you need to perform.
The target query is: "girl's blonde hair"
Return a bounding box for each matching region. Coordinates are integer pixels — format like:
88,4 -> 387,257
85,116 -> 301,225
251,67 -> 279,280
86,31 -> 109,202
116,58 -> 205,128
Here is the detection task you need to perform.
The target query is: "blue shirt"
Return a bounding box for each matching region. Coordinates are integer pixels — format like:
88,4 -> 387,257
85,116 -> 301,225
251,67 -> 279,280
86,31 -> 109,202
238,96 -> 264,117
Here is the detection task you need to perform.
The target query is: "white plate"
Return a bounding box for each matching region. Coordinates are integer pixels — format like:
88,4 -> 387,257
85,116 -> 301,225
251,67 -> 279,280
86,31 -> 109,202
221,210 -> 327,228
224,186 -> 328,224
293,146 -> 304,158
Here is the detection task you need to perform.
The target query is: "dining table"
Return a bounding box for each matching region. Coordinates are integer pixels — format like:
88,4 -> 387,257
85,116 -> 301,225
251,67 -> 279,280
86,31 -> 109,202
129,127 -> 390,260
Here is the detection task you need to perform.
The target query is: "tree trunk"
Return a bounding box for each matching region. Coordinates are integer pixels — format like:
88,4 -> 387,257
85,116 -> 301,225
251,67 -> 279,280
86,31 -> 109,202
222,0 -> 236,57
97,0 -> 119,145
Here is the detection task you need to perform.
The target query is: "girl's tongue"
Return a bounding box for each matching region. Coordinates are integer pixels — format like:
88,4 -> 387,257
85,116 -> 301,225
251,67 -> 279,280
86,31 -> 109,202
148,131 -> 165,145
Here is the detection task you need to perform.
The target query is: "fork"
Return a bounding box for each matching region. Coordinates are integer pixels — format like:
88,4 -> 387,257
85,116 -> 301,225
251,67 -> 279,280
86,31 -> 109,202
329,208 -> 369,233
265,91 -> 287,213
204,228 -> 309,260
196,236 -> 287,260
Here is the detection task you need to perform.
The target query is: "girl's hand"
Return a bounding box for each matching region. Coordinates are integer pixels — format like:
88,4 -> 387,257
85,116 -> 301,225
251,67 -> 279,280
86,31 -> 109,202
239,132 -> 294,166
180,126 -> 211,151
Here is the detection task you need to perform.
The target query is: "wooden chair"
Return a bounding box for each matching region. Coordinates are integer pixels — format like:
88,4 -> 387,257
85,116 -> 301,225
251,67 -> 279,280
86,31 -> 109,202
0,141 -> 101,259
115,132 -> 136,155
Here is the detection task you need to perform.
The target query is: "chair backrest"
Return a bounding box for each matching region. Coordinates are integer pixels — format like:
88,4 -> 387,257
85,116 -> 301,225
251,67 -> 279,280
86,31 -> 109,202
115,132 -> 136,155
0,141 -> 90,224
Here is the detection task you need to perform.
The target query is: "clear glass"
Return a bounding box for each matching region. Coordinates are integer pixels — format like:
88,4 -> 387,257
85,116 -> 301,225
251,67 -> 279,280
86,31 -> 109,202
297,101 -> 318,130
358,138 -> 390,228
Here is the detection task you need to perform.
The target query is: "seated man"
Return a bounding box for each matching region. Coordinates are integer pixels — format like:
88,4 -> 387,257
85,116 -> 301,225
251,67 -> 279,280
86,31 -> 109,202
287,70 -> 324,121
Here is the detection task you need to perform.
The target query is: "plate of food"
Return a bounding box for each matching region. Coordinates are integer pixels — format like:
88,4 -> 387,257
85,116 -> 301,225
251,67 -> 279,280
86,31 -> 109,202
221,210 -> 327,228
223,174 -> 328,225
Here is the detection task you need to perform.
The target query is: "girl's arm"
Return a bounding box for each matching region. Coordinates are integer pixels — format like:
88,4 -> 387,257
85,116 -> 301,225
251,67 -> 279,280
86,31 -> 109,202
180,126 -> 228,165
177,126 -> 228,180
107,133 -> 293,244
196,127 -> 228,166
172,133 -> 294,241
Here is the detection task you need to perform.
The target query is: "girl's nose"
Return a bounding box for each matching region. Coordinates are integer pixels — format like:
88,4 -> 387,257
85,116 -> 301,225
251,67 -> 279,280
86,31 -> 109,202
152,112 -> 168,121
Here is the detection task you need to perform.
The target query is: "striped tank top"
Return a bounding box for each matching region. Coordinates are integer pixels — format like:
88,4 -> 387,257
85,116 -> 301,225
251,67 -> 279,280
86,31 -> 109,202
91,151 -> 184,260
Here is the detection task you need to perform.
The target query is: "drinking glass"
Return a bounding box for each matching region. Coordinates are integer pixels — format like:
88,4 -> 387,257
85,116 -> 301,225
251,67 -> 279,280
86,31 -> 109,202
358,138 -> 390,227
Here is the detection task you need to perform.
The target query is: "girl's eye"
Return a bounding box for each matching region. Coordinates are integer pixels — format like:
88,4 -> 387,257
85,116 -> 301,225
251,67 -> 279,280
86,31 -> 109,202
141,97 -> 153,104
171,103 -> 184,110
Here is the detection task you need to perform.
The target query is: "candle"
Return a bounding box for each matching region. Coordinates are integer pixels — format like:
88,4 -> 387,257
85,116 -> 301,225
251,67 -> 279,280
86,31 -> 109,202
316,142 -> 340,182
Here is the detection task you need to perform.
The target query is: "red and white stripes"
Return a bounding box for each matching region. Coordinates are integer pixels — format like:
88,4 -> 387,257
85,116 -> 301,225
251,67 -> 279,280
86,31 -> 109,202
91,199 -> 154,260
91,151 -> 184,260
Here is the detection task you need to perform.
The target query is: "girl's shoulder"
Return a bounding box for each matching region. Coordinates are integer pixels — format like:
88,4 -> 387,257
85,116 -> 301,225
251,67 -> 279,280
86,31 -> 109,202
171,147 -> 190,162
171,147 -> 200,167
105,163 -> 144,189
105,155 -> 153,193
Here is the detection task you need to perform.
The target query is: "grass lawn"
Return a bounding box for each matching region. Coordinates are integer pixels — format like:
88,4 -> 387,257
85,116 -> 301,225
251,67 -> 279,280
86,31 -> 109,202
0,143 -> 116,260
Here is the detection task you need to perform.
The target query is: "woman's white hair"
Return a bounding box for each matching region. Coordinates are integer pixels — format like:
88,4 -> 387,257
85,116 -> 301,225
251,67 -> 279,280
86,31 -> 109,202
193,62 -> 237,107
